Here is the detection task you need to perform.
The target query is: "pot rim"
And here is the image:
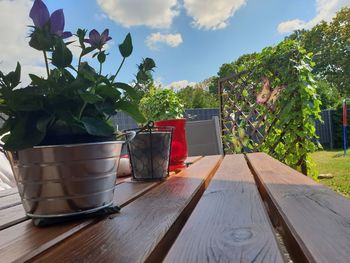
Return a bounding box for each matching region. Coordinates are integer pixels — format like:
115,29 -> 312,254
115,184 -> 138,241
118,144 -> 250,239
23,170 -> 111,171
31,140 -> 125,150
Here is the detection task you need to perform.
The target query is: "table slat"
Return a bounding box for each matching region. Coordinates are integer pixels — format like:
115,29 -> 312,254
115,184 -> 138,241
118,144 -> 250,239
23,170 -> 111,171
247,153 -> 350,263
164,154 -> 284,263
0,180 -> 161,263
32,156 -> 222,263
0,188 -> 18,198
0,205 -> 27,230
0,193 -> 21,210
185,156 -> 202,166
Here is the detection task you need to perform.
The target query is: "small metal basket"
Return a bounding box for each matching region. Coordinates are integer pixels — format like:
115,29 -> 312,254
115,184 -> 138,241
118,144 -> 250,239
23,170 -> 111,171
126,122 -> 173,181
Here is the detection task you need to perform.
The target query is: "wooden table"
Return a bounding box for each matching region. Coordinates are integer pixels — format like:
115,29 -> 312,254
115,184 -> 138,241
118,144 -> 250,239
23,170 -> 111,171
1,153 -> 350,263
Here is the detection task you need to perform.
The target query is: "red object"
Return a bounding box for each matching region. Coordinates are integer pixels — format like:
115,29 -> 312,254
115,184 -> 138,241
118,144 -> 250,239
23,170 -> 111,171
155,118 -> 188,171
343,101 -> 347,127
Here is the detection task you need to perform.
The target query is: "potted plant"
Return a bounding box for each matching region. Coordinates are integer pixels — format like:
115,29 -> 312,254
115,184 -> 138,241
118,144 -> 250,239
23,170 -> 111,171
140,88 -> 187,170
0,0 -> 154,218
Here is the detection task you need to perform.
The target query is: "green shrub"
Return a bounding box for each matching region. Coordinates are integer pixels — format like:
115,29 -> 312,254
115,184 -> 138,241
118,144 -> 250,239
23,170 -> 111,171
139,88 -> 184,121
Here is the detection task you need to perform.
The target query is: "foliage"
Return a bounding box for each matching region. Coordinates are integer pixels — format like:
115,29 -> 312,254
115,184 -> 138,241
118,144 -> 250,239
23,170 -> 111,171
316,80 -> 342,109
208,53 -> 258,96
288,7 -> 350,96
0,0 -> 154,150
139,88 -> 184,121
222,40 -> 322,177
176,86 -> 218,108
133,58 -> 157,100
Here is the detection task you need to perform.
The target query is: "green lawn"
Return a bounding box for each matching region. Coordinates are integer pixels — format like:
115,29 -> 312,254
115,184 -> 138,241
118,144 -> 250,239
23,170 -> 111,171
311,150 -> 350,198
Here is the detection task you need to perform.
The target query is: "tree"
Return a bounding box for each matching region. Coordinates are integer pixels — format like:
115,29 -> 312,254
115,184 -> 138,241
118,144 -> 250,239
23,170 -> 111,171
316,80 -> 341,109
176,86 -> 219,108
288,8 -> 350,96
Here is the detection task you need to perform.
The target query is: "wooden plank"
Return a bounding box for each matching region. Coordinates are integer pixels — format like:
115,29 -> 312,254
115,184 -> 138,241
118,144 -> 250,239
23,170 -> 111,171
185,155 -> 202,166
0,193 -> 21,210
0,188 -> 18,198
32,156 -> 222,263
246,153 -> 350,263
0,180 -> 161,263
0,205 -> 27,231
164,154 -> 284,263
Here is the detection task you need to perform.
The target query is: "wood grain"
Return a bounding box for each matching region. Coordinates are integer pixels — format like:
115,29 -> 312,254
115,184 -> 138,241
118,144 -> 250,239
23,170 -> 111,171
185,156 -> 202,166
0,193 -> 21,210
164,154 -> 284,263
32,156 -> 222,263
0,180 -> 161,263
0,205 -> 27,230
247,152 -> 350,263
0,188 -> 18,198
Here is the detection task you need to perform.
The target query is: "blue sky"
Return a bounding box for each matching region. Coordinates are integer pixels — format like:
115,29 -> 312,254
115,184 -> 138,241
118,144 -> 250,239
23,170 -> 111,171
1,0 -> 349,89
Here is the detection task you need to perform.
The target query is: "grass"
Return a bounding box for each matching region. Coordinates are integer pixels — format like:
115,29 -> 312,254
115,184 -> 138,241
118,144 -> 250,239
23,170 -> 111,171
311,150 -> 350,198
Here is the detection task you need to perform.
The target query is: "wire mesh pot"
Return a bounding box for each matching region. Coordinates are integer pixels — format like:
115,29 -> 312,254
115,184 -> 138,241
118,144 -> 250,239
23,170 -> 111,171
127,124 -> 173,181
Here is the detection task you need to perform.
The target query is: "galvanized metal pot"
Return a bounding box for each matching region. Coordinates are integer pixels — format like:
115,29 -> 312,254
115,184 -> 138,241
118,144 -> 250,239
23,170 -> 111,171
6,141 -> 124,218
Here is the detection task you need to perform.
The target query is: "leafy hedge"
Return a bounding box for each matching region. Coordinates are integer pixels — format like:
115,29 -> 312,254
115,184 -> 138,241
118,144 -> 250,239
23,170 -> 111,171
221,40 -> 321,177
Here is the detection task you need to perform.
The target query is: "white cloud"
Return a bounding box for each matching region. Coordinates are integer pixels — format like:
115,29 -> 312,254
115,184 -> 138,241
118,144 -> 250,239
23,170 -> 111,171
277,0 -> 350,33
277,19 -> 306,34
0,0 -> 46,86
166,80 -> 196,91
145,33 -> 183,50
183,0 -> 247,30
96,0 -> 179,28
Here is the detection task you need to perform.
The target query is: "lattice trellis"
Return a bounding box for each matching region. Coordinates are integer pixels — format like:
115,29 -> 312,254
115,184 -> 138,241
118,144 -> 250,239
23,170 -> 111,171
218,71 -> 307,174
218,72 -> 307,174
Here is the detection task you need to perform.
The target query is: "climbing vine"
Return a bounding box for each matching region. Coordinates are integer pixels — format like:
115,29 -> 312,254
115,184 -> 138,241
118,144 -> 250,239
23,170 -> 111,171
220,40 -> 322,177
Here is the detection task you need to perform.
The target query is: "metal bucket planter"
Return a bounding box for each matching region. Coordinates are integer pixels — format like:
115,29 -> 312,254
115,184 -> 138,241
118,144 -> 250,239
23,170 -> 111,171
5,140 -> 126,218
127,124 -> 173,181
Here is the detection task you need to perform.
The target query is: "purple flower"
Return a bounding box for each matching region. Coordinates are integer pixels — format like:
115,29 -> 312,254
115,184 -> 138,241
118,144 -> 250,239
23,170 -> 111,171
29,0 -> 49,28
84,29 -> 112,49
29,0 -> 72,39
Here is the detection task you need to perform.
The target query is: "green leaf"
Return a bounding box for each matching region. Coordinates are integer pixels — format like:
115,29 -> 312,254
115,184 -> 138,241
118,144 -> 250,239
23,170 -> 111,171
3,115 -> 46,150
81,46 -> 96,57
76,28 -> 87,49
116,101 -> 145,123
7,87 -> 44,111
36,115 -> 54,132
52,40 -> 73,68
81,117 -> 114,137
97,101 -> 116,115
119,33 -> 133,58
78,62 -> 97,82
29,28 -> 54,51
97,51 -> 106,64
96,85 -> 121,100
29,74 -> 48,87
6,62 -> 21,88
115,82 -> 138,99
79,93 -> 103,103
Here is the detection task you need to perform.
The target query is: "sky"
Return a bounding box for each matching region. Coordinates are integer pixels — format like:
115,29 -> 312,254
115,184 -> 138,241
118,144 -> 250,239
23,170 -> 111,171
1,0 -> 350,90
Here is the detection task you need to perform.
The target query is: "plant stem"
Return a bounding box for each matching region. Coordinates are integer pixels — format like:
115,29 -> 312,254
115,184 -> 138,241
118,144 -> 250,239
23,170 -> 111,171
111,57 -> 125,82
78,54 -> 82,71
43,51 -> 50,78
99,62 -> 102,76
78,102 -> 87,120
